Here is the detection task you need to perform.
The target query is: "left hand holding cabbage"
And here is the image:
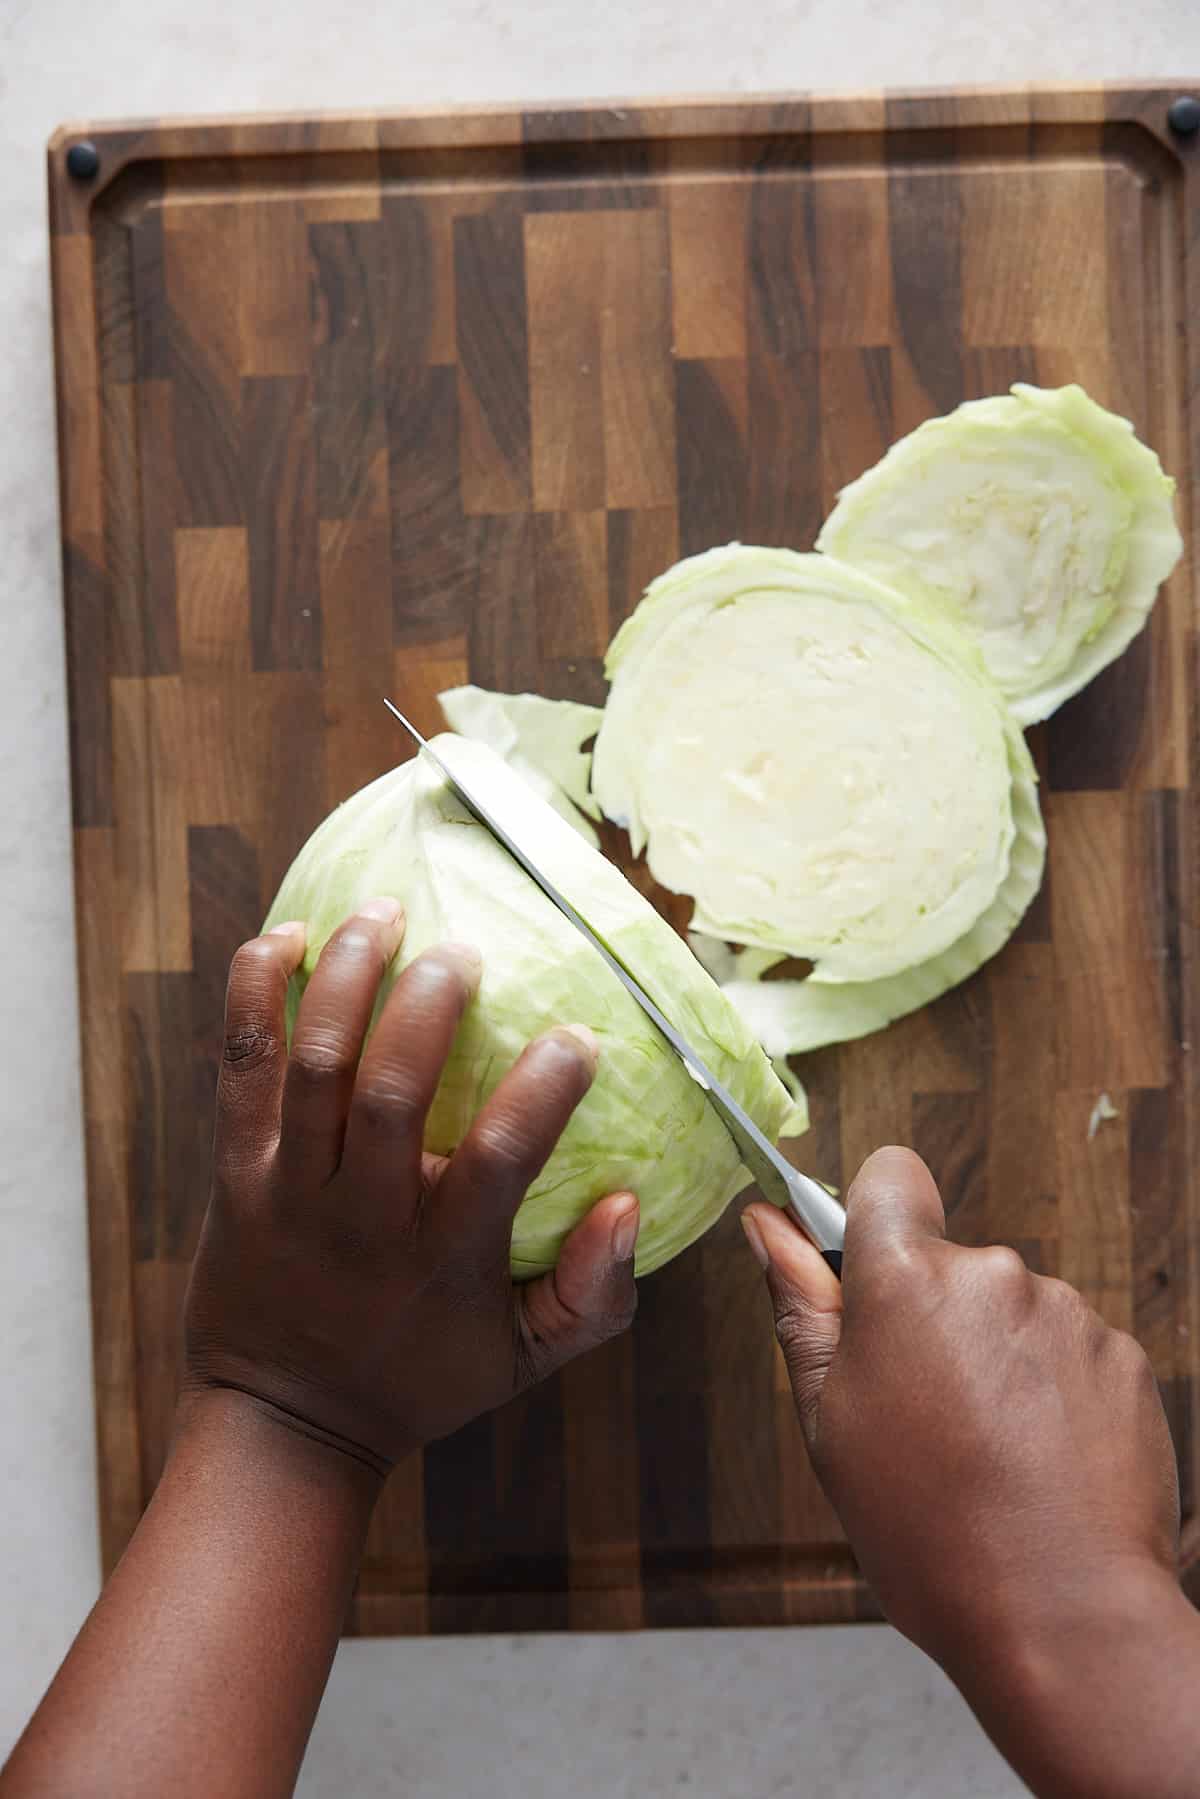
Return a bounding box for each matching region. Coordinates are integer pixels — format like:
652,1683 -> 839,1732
185,902 -> 641,1472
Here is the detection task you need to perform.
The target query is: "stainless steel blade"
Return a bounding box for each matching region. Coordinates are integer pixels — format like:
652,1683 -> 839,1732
385,699 -> 846,1262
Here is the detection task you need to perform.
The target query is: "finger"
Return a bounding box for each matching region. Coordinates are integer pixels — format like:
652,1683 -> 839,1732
844,1146 -> 946,1276
279,898 -> 405,1185
213,922 -> 307,1182
339,943 -> 483,1210
742,1202 -> 842,1446
430,1024 -> 599,1266
515,1193 -> 639,1386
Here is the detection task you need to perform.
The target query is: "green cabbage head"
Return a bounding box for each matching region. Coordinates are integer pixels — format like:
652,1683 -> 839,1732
264,735 -> 807,1278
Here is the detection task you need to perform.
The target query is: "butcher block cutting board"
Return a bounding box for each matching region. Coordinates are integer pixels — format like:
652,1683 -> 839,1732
50,88 -> 1200,1633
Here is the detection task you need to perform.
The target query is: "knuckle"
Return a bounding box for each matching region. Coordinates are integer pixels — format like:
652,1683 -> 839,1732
468,1114 -> 535,1178
569,1304 -> 638,1356
517,1286 -> 638,1388
290,1034 -> 356,1083
222,1021 -> 280,1072
513,1320 -> 544,1390
773,1297 -> 815,1365
354,1073 -> 425,1134
1041,1276 -> 1092,1320
978,1244 -> 1029,1294
595,1287 -> 639,1339
1108,1327 -> 1156,1385
858,1241 -> 926,1304
985,1243 -> 1027,1281
772,1299 -> 829,1428
209,1126 -> 278,1221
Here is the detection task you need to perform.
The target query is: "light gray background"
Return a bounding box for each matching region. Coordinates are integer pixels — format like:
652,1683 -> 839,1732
2,3 -> 1195,1793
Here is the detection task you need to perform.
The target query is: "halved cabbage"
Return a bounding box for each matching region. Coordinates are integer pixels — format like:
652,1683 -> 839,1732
264,735 -> 806,1278
592,544 -> 1038,986
817,384 -> 1183,725
439,684 -> 604,844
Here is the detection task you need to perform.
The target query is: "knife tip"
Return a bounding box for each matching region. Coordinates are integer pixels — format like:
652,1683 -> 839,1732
383,697 -> 426,745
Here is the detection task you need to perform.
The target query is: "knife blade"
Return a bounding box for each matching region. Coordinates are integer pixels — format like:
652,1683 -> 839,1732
385,698 -> 846,1273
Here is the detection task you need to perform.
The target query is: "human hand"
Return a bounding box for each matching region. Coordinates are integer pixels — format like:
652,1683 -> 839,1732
741,1147 -> 1180,1678
184,901 -> 639,1478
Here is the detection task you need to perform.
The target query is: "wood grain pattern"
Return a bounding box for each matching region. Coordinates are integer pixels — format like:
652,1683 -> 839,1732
675,357 -> 746,554
49,88 -> 1200,1635
562,1331 -> 643,1629
526,212 -> 607,512
456,211 -> 531,514
165,203 -> 244,531
668,181 -> 746,360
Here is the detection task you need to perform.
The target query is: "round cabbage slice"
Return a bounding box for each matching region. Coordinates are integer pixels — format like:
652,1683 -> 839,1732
264,735 -> 806,1279
717,725 -> 1045,1054
592,545 -> 1028,986
816,383 -> 1183,726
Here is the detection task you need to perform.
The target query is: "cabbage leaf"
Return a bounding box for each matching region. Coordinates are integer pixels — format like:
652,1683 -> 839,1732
439,684 -> 604,845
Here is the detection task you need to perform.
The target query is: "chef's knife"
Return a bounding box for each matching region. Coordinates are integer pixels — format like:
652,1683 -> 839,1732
385,699 -> 846,1275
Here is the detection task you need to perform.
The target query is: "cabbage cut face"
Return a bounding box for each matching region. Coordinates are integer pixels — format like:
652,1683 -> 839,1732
713,730 -> 1045,1054
592,545 -> 1032,985
264,735 -> 805,1278
817,384 -> 1183,725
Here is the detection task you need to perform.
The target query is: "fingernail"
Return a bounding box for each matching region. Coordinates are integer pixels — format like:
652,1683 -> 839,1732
266,919 -> 305,940
552,1022 -> 599,1070
611,1197 -> 639,1263
741,1211 -> 770,1270
358,896 -> 404,925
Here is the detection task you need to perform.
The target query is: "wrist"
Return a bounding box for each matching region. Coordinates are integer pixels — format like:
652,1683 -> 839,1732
947,1557 -> 1194,1799
173,1381 -> 388,1518
976,1554 -> 1182,1694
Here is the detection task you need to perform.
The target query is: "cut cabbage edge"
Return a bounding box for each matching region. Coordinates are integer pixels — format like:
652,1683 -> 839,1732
817,384 -> 1183,725
439,684 -> 604,844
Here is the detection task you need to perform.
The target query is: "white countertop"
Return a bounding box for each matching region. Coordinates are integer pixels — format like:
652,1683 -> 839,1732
2,3 -> 1194,1792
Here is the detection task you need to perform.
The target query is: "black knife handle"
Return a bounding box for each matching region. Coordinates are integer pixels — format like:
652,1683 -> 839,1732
822,1249 -> 843,1279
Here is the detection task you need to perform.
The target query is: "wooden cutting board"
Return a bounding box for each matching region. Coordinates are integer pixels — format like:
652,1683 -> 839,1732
51,88 -> 1200,1633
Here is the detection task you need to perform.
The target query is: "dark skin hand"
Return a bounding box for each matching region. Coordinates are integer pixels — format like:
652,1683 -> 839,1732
7,907 -> 1200,1799
2,901 -> 639,1799
744,1149 -> 1200,1799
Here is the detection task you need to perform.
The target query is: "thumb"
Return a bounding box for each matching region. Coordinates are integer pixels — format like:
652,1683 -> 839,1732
514,1192 -> 640,1387
742,1202 -> 843,1446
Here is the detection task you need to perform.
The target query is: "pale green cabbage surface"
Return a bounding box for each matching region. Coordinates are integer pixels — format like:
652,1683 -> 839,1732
592,545 -> 1032,985
265,735 -> 806,1278
817,384 -> 1183,724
